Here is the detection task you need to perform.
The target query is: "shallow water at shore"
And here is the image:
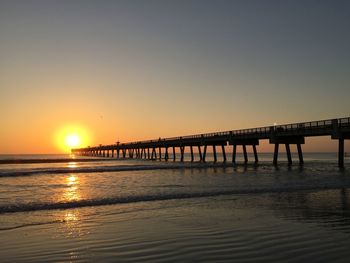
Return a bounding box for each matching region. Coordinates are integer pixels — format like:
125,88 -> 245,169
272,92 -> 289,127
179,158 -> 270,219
0,153 -> 349,262
2,190 -> 350,262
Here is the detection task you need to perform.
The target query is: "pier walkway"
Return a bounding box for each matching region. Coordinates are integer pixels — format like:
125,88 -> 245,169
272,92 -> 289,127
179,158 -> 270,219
72,117 -> 350,167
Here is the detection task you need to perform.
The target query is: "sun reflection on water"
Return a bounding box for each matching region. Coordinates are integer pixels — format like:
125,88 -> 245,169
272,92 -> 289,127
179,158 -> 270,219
57,175 -> 86,238
64,211 -> 79,222
67,175 -> 76,185
60,210 -> 85,238
67,162 -> 77,168
63,174 -> 81,201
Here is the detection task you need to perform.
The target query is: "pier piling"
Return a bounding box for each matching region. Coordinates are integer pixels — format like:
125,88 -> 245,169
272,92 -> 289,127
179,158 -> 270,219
190,146 -> 194,162
253,145 -> 258,163
165,147 -> 169,161
180,146 -> 185,162
242,145 -> 248,164
222,145 -> 227,162
297,144 -> 303,164
273,144 -> 279,165
198,146 -> 203,161
285,144 -> 292,165
213,145 -> 217,163
203,145 -> 207,162
339,138 -> 344,168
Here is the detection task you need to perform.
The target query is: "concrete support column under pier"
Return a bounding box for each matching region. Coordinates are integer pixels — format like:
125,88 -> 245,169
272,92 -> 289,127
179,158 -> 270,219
242,145 -> 248,164
165,147 -> 169,161
190,146 -> 194,162
339,138 -> 344,168
297,144 -> 303,164
140,148 -> 143,159
332,132 -> 350,168
151,147 -> 157,160
180,146 -> 185,162
138,148 -> 141,159
222,145 -> 227,162
203,145 -> 207,162
273,144 -> 279,165
285,144 -> 292,165
232,145 -> 237,163
253,145 -> 258,163
213,145 -> 217,163
270,136 -> 305,166
331,119 -> 350,168
198,146 -> 203,162
229,139 -> 259,164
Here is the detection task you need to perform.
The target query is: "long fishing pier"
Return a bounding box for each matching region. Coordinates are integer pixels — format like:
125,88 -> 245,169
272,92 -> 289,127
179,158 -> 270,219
72,117 -> 350,167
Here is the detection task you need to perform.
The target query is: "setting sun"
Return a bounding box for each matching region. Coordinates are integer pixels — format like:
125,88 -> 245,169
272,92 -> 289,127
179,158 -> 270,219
66,134 -> 80,148
55,125 -> 92,153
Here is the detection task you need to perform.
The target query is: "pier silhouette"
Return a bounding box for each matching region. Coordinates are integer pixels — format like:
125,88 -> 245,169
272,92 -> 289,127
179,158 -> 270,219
72,117 -> 350,167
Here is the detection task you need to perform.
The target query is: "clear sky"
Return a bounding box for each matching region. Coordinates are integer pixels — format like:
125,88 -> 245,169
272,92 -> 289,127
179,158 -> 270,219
0,0 -> 349,153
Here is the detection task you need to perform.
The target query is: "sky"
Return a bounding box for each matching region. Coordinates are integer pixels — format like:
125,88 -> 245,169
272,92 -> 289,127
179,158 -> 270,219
0,0 -> 349,154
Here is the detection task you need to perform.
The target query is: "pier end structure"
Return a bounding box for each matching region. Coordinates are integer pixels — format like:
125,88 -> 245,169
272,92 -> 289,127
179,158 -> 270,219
331,119 -> 350,167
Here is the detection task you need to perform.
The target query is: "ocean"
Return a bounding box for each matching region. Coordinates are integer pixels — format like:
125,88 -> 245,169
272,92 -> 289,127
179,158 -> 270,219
0,153 -> 349,262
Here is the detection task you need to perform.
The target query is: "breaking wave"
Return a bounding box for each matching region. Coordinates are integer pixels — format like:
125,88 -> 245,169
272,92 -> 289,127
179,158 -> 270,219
0,163 -> 232,177
2,183 -> 350,214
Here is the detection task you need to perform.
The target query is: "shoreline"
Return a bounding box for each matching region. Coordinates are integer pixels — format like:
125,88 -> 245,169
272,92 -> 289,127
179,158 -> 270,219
0,158 -> 113,164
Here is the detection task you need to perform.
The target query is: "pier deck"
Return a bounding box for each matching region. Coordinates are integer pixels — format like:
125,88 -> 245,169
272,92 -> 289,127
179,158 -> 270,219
72,117 -> 350,167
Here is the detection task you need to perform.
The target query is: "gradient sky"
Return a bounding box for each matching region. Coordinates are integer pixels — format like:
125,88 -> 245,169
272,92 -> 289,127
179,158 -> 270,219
1,0 -> 349,153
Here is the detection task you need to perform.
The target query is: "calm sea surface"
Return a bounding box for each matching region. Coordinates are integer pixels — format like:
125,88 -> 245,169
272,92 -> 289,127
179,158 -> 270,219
0,153 -> 349,262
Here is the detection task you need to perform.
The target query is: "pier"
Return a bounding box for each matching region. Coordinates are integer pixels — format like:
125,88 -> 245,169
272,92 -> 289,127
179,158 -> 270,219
72,117 -> 350,167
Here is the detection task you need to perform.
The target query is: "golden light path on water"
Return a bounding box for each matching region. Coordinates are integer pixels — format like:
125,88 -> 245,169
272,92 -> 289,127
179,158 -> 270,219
64,174 -> 81,202
60,173 -> 84,239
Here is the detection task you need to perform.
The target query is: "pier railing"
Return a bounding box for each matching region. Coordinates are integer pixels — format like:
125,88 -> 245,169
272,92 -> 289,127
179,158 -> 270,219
117,117 -> 350,146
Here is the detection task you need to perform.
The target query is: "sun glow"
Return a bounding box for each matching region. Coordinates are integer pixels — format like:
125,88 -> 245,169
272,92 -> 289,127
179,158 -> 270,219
66,135 -> 80,148
55,125 -> 92,153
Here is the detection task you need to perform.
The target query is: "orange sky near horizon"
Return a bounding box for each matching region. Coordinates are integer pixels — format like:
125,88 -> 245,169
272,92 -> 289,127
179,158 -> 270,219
0,1 -> 349,154
0,114 -> 347,154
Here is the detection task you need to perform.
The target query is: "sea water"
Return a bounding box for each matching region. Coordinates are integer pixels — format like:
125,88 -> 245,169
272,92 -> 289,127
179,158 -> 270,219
0,153 -> 349,262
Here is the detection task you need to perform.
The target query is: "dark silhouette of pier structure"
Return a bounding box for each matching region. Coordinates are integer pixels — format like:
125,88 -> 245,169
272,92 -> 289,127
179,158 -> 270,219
72,117 -> 350,167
